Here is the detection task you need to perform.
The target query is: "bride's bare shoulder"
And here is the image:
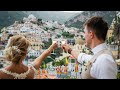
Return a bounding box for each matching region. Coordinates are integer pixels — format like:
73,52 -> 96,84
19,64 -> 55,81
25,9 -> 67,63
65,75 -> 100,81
0,70 -> 6,79
0,68 -> 13,79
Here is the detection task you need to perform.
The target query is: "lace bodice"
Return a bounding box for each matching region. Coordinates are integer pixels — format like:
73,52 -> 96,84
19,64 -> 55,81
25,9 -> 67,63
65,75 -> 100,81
0,64 -> 37,79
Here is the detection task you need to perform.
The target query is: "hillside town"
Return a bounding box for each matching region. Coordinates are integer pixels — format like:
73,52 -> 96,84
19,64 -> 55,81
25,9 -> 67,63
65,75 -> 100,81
0,13 -> 120,79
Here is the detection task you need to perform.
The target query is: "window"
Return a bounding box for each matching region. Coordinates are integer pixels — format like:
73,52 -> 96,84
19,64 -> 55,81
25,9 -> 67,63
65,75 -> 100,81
114,46 -> 115,49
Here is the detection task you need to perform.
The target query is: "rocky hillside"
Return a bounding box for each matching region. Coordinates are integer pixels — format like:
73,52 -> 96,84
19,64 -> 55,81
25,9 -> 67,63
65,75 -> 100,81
65,11 -> 116,29
0,11 -> 77,30
22,11 -> 77,24
0,11 -> 27,30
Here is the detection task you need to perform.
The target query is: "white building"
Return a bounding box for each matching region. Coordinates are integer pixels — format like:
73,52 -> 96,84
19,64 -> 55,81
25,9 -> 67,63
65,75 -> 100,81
27,49 -> 41,57
45,22 -> 53,28
108,44 -> 118,51
0,50 -> 4,57
28,14 -> 37,22
20,26 -> 30,34
53,21 -> 59,28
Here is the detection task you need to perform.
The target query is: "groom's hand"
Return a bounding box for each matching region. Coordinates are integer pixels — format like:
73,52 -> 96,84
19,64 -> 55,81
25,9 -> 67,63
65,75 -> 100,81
61,44 -> 71,53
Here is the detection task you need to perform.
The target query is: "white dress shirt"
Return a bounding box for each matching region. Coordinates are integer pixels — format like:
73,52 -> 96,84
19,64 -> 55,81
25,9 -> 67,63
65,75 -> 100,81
77,43 -> 118,79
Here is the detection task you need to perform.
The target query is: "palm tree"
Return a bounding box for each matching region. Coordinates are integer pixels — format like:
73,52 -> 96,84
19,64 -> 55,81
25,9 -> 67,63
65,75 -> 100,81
113,11 -> 120,59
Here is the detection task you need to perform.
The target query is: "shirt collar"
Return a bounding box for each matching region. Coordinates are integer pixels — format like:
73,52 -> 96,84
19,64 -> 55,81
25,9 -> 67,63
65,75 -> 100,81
91,43 -> 108,55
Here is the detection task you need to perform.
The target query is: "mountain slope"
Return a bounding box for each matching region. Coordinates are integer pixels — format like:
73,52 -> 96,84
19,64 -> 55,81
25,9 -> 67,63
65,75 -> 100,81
0,11 -> 77,30
23,11 -> 78,24
0,11 -> 27,29
65,11 -> 116,29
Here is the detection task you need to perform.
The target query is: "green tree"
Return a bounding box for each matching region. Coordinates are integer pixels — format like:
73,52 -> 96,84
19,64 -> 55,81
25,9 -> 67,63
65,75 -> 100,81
51,26 -> 56,31
44,27 -> 49,31
56,34 -> 61,38
42,38 -> 52,49
44,56 -> 55,64
52,61 -> 56,66
29,55 -> 37,59
54,47 -> 63,57
40,61 -> 47,69
62,31 -> 75,38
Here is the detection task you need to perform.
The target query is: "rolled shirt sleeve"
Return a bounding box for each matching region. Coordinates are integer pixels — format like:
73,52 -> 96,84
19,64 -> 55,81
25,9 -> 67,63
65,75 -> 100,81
77,53 -> 93,64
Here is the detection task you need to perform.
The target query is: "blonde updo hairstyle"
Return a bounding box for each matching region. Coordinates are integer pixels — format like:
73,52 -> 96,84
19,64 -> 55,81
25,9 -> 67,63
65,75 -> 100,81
4,35 -> 30,64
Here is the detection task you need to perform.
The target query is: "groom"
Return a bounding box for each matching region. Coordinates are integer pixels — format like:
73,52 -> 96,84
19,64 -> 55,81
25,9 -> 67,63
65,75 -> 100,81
61,16 -> 117,79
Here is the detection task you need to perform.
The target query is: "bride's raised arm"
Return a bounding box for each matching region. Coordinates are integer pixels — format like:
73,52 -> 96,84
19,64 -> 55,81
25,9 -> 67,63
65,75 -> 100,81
33,43 -> 57,70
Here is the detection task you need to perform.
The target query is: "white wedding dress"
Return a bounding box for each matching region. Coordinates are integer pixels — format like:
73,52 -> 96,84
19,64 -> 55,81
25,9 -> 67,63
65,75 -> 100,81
0,64 -> 37,79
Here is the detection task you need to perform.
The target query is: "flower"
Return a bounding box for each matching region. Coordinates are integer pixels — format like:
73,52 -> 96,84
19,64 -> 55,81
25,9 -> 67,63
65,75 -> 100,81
12,46 -> 21,53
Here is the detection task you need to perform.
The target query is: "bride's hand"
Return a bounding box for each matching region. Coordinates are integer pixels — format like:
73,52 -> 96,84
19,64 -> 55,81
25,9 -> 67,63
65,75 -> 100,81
50,42 -> 58,50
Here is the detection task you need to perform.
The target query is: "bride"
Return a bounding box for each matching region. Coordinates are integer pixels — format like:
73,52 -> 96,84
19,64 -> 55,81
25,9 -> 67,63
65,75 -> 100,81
0,35 -> 57,79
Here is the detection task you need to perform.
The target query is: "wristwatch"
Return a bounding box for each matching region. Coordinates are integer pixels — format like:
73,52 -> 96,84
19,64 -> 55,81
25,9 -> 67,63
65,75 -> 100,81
68,48 -> 72,54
